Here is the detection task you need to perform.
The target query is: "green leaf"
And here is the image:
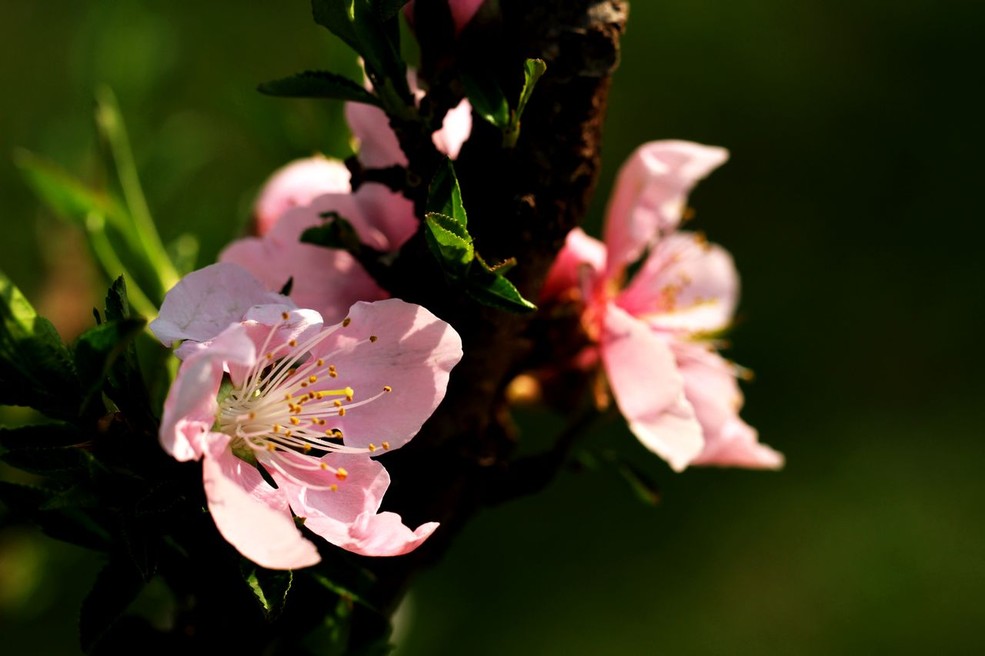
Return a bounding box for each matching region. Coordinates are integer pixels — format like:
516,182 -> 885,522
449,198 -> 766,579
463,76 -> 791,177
505,58 -> 547,146
301,214 -> 364,252
259,70 -> 381,106
13,150 -> 127,231
0,424 -> 93,476
79,558 -> 146,653
244,565 -> 294,620
311,0 -> 411,111
374,0 -> 410,20
0,481 -> 112,551
465,266 -> 537,314
74,316 -> 146,414
0,270 -> 81,418
424,212 -> 474,271
426,159 -> 467,226
461,70 -> 510,128
101,277 -> 154,424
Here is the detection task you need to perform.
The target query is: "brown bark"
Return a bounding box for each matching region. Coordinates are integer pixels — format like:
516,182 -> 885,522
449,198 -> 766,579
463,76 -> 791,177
353,0 -> 629,623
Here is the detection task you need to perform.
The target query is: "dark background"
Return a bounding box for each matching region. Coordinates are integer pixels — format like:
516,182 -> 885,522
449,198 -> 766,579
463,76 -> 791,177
1,1 -> 982,653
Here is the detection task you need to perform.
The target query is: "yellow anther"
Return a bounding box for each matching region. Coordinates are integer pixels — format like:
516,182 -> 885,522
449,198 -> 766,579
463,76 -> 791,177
335,467 -> 348,481
316,358 -> 324,366
333,400 -> 342,407
284,393 -> 292,401
281,311 -> 289,320
319,462 -> 328,470
289,417 -> 300,426
284,430 -> 292,437
266,352 -> 274,360
309,375 -> 318,383
368,443 -> 377,452
289,339 -> 298,347
344,386 -> 354,400
266,443 -> 276,452
248,412 -> 256,420
329,484 -> 338,492
273,424 -> 281,433
303,443 -> 312,452
338,407 -> 346,416
369,335 -> 378,343
301,381 -> 308,388
382,441 -> 390,450
383,385 -> 392,393
342,317 -> 351,327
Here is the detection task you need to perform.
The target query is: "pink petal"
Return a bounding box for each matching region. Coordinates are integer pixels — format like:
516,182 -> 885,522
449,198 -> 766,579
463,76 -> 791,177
345,512 -> 439,557
268,451 -> 389,527
432,99 -> 473,159
604,140 -> 728,272
405,0 -> 485,35
202,439 -> 321,570
346,102 -> 407,169
309,299 -> 463,452
254,156 -> 352,235
150,263 -> 290,347
618,232 -> 739,334
347,182 -> 419,250
541,228 -> 608,303
674,342 -> 783,469
219,202 -> 389,325
159,324 -> 256,461
269,451 -> 437,557
601,303 -> 703,471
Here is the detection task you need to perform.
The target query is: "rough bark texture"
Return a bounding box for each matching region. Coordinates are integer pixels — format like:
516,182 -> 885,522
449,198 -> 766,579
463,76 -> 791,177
353,0 -> 629,627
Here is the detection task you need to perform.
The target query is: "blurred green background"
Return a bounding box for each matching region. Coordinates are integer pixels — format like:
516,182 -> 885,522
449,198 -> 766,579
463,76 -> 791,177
1,1 -> 983,654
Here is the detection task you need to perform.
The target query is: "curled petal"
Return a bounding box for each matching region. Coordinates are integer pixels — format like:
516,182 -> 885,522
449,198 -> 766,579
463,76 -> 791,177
150,263 -> 290,347
271,452 -> 436,557
618,232 -> 739,334
311,299 -> 463,452
254,156 -> 352,235
601,304 -> 703,471
674,342 -> 783,469
202,439 -> 321,570
159,324 -> 256,460
604,140 -> 728,273
344,512 -> 439,557
541,228 -> 608,303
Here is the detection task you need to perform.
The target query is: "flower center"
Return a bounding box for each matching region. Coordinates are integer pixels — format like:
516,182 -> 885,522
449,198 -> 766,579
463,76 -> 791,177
215,315 -> 393,487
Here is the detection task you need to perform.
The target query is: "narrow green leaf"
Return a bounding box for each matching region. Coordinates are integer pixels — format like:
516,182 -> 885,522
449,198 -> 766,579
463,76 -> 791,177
426,159 -> 467,226
244,566 -> 294,620
461,70 -> 510,128
516,59 -> 547,123
259,70 -> 381,106
79,558 -> 146,652
74,317 -> 146,413
424,212 -> 474,270
102,278 -> 155,425
13,150 -> 127,231
94,86 -> 179,299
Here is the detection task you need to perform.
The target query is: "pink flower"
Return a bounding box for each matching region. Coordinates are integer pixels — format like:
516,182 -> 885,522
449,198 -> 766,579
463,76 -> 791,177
253,155 -> 352,236
151,263 -> 463,568
542,141 -> 782,472
404,0 -> 485,36
345,71 -> 472,169
221,185 -> 410,324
